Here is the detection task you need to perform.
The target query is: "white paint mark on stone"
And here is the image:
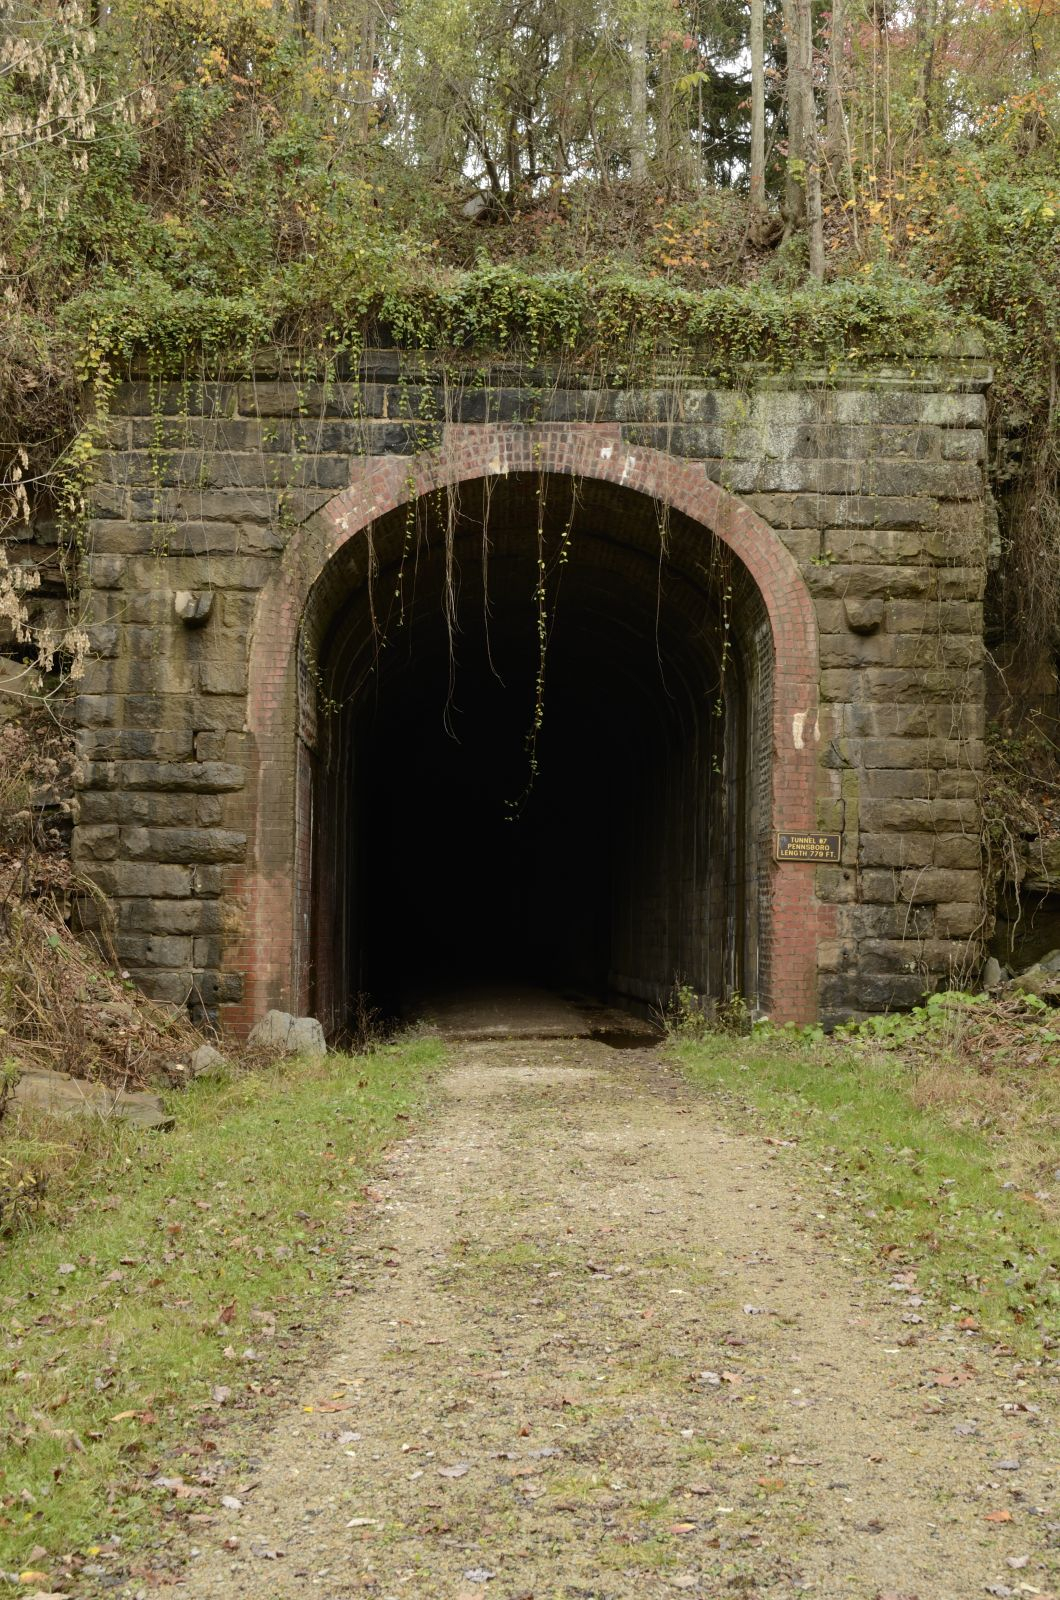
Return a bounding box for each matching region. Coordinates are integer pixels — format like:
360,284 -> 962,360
600,445 -> 613,460
792,711 -> 807,750
620,454 -> 636,482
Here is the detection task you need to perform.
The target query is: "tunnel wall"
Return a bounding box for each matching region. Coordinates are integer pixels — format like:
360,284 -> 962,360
72,353 -> 990,1029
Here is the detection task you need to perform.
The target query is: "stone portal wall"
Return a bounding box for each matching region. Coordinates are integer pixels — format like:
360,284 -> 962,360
72,353 -> 990,1028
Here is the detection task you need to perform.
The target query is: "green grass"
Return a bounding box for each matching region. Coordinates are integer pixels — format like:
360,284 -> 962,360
673,1031 -> 1060,1358
0,1034 -> 443,1578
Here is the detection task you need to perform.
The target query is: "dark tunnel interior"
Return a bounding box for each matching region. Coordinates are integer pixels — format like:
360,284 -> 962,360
300,475 -> 773,1034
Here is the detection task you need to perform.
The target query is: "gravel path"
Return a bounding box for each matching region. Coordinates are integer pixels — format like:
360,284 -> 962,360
186,1039 -> 1060,1599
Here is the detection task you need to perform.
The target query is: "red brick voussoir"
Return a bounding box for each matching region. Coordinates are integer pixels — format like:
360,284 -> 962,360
232,424 -> 822,1030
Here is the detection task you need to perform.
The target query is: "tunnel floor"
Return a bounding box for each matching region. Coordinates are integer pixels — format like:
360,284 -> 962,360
405,983 -> 663,1043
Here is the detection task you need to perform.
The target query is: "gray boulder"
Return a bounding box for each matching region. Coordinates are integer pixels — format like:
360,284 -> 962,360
981,956 -> 1003,990
1010,964 -> 1060,1002
189,1042 -> 226,1078
247,1009 -> 327,1057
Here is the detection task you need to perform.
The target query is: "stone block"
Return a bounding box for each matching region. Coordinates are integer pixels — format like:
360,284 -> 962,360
120,897 -> 226,934
192,970 -> 243,1004
934,900 -> 984,937
860,667 -> 969,701
861,866 -> 981,904
126,968 -> 194,1004
89,521 -> 161,555
807,565 -> 929,600
887,598 -> 983,634
815,938 -> 858,973
858,938 -> 967,974
933,834 -> 982,869
122,826 -> 247,863
849,902 -> 935,939
814,865 -> 859,902
78,730 -> 197,760
858,832 -> 936,868
77,791 -> 199,826
164,522 -> 245,556
75,824 -> 120,860
860,736 -> 981,770
819,633 -> 896,669
197,795 -> 225,826
221,593 -> 258,627
86,861 -> 195,897
86,760 -> 245,792
942,430 -> 986,462
854,972 -> 937,1010
823,529 -> 926,566
920,392 -> 988,426
892,632 -> 983,670
86,553 -> 126,589
192,864 -> 224,896
193,934 -> 224,968
200,661 -> 247,696
116,933 -> 192,969
864,460 -> 982,499
936,567 -> 986,600
110,381 -> 237,418
74,694 -> 119,728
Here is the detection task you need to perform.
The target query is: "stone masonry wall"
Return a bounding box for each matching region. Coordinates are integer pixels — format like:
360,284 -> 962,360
71,352 -> 990,1029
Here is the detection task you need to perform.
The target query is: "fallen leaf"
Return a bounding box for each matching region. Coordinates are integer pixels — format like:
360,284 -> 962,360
985,1509 -> 1013,1522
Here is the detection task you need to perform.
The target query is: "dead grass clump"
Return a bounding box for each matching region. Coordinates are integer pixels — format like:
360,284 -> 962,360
1,882 -> 204,1089
0,705 -> 205,1089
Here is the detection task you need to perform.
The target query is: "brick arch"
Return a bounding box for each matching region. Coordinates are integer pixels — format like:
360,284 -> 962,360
233,423 -> 824,1028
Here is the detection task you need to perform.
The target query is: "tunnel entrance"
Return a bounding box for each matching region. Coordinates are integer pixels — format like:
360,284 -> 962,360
299,472 -> 774,1036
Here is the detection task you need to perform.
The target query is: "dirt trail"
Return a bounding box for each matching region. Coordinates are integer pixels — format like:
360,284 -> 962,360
188,1040 -> 1059,1599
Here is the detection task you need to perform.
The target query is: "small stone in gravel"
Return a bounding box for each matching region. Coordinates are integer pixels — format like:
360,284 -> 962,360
997,1459 -> 1021,1470
439,1463 -> 470,1478
463,1569 -> 495,1583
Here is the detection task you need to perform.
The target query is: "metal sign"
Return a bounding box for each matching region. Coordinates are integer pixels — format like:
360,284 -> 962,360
775,831 -> 842,863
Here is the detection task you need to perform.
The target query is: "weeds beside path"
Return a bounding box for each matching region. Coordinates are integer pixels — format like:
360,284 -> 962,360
0,1034 -> 443,1586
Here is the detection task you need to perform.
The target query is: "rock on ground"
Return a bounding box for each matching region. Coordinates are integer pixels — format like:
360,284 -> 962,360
246,1009 -> 326,1057
189,1042 -> 226,1077
182,1040 -> 1060,1600
9,1066 -> 172,1129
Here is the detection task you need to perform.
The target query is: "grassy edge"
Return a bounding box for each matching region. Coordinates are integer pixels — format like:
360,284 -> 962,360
0,1033 -> 445,1586
670,1033 -> 1060,1363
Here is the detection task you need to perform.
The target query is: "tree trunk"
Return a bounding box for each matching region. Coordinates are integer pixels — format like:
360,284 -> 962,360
750,0 -> 765,215
783,0 -> 806,231
658,36 -> 673,187
630,18 -> 647,182
914,0 -> 938,135
825,0 -> 845,167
